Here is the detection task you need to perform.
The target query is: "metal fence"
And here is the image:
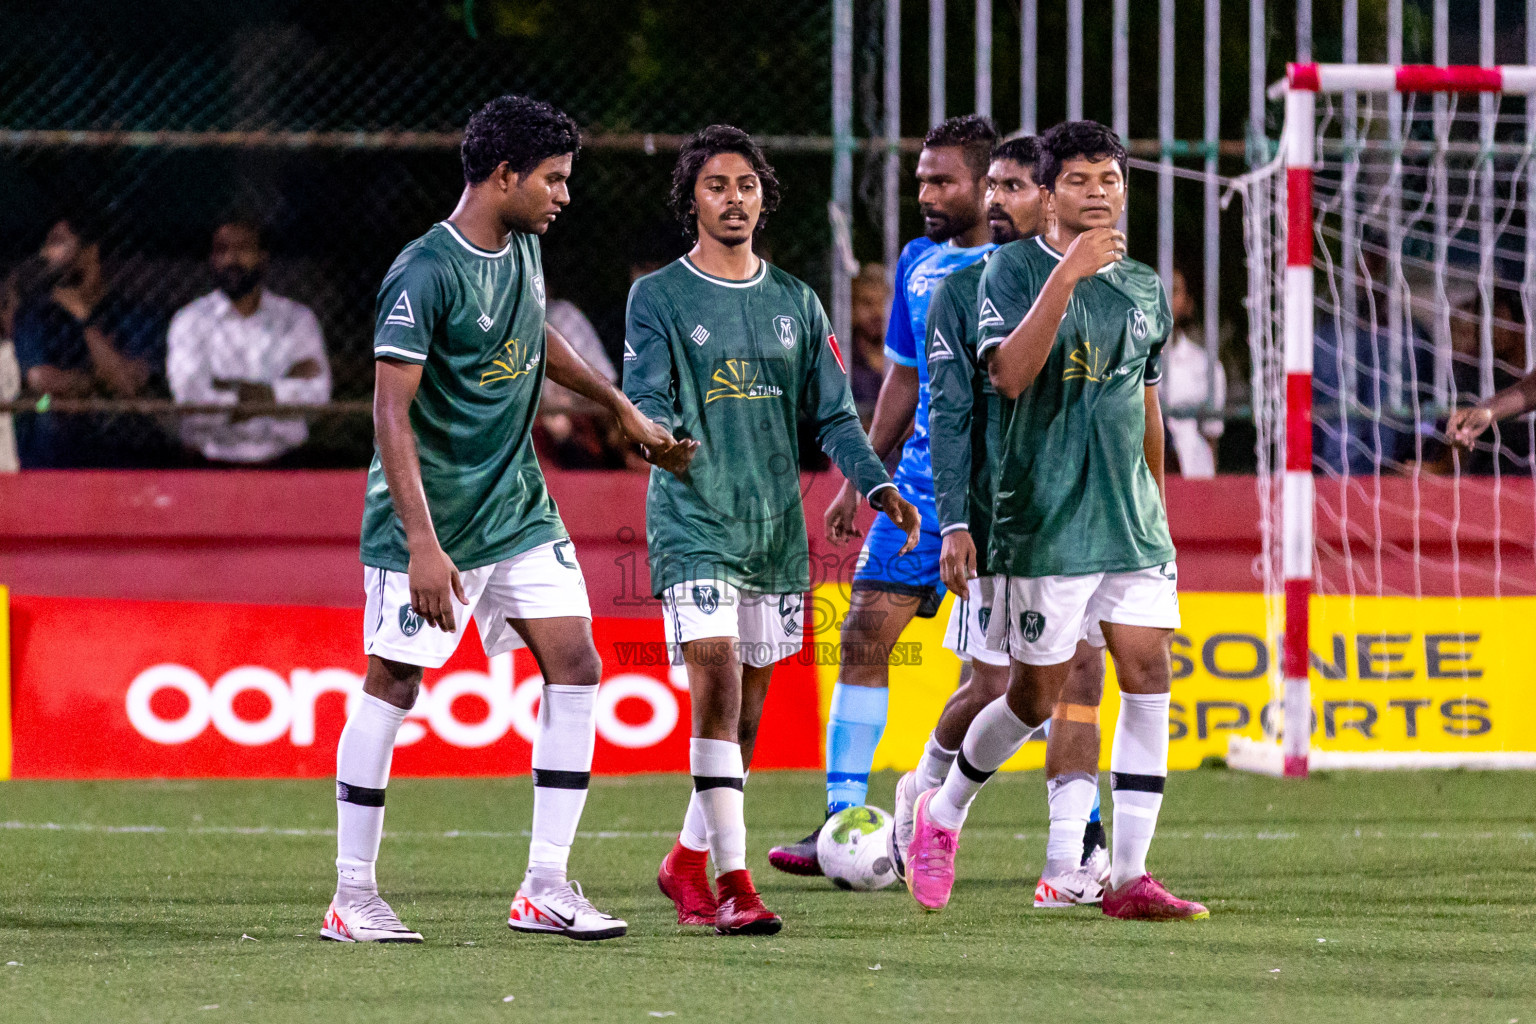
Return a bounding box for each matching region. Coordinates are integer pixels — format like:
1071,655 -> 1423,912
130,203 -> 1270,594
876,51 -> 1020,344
3,1 -> 1534,471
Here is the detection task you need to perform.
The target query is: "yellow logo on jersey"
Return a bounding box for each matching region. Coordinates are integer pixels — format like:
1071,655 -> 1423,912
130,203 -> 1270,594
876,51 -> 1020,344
479,337 -> 541,386
706,359 -> 784,403
1063,340 -> 1109,383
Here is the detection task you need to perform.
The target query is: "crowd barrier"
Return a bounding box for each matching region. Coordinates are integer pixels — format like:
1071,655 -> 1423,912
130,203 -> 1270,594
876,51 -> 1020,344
0,472 -> 1530,779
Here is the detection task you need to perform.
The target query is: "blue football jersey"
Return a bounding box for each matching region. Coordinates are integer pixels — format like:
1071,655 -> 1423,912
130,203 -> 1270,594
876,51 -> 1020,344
882,237 -> 997,497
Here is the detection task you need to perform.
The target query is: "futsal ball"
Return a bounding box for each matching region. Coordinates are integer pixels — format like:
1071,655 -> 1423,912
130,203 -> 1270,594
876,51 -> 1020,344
816,805 -> 899,891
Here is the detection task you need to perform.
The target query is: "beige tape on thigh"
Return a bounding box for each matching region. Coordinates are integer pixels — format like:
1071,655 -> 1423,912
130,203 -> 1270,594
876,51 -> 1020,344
1052,702 -> 1100,725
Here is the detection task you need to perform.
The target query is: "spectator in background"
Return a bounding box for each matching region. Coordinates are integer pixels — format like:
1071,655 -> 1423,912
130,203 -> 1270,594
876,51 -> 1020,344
848,263 -> 888,416
1159,266 -> 1226,478
0,266 -> 24,472
166,219 -> 330,465
538,297 -> 624,468
1439,286 -> 1533,475
13,217 -> 169,468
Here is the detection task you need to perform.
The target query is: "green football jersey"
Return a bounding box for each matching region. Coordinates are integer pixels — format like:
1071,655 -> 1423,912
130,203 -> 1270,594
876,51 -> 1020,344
360,221 -> 566,572
623,256 -> 890,595
925,256 -> 1001,575
976,235 -> 1175,578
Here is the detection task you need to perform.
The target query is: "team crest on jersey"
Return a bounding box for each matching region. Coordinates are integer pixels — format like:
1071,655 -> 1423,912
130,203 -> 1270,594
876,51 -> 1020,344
706,359 -> 783,403
532,273 -> 546,308
692,585 -> 720,615
978,297 -> 1004,328
386,290 -> 416,327
1021,610 -> 1046,643
479,337 -> 542,385
399,604 -> 423,637
779,594 -> 802,636
774,315 -> 798,350
1128,307 -> 1149,340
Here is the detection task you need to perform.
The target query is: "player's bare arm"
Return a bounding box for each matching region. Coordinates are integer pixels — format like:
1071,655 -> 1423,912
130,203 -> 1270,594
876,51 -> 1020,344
987,228 -> 1125,399
826,362 -> 917,544
543,320 -> 697,472
1447,368 -> 1536,447
1144,383 -> 1167,504
373,357 -> 465,633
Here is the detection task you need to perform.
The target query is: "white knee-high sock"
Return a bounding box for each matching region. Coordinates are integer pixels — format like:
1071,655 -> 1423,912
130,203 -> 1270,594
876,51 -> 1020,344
915,732 -> 958,793
525,683 -> 597,892
679,790 -> 710,852
928,697 -> 1039,831
690,738 -> 746,876
335,692 -> 409,892
1043,773 -> 1099,877
1109,691 -> 1171,889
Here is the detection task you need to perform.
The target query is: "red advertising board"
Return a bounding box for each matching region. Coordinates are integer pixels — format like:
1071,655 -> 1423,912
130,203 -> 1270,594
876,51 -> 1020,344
6,595 -> 821,779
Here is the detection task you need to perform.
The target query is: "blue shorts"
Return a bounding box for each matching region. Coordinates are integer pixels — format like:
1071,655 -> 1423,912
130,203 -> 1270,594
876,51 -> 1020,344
851,485 -> 945,618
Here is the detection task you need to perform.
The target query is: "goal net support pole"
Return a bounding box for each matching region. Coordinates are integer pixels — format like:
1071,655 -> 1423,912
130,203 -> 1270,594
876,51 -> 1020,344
1232,62 -> 1536,778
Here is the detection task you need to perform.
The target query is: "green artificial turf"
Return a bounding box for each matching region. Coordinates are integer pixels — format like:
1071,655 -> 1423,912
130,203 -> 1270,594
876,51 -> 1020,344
1,769 -> 1533,1023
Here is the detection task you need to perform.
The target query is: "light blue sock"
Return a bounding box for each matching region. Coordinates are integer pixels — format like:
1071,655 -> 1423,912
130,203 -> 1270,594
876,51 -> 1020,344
825,683 -> 889,815
1089,786 -> 1102,823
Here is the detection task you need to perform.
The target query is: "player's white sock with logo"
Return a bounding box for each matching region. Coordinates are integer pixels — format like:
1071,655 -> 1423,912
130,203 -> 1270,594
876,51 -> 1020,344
524,683 -> 597,895
915,732 -> 958,793
335,692 -> 409,894
928,697 -> 1039,831
1109,691 -> 1171,889
690,738 -> 747,876
679,791 -> 710,852
1044,773 -> 1099,877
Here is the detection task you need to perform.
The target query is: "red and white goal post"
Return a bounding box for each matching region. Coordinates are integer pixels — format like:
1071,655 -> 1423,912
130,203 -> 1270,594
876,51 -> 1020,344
1231,64 -> 1536,776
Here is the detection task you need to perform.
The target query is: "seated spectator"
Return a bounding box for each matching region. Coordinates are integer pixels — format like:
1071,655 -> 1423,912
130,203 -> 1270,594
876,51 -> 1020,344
849,263 -> 888,417
1159,267 -> 1226,478
1439,286 -> 1533,475
12,217 -> 169,468
166,219 -> 331,464
536,296 -> 627,469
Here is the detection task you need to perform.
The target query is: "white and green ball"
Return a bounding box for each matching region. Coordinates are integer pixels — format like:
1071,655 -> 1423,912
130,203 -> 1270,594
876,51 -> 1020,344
816,805 -> 899,891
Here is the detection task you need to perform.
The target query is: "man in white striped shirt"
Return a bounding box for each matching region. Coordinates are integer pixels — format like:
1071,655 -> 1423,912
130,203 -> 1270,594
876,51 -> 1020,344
167,220 -> 331,464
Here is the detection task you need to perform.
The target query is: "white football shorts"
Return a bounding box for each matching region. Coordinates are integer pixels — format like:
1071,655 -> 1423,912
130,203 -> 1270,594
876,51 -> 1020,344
363,538 -> 592,669
985,561 -> 1181,666
661,580 -> 805,669
941,576 -> 1009,667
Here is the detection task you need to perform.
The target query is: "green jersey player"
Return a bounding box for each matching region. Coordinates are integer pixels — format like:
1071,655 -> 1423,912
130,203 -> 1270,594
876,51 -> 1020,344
326,96 -> 677,945
906,120 -> 1207,922
626,126 -> 919,935
901,136 -> 1112,907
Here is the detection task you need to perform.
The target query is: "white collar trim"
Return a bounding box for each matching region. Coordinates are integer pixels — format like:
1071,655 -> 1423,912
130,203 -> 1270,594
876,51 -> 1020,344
1035,235 -> 1063,261
679,255 -> 767,288
440,221 -> 511,258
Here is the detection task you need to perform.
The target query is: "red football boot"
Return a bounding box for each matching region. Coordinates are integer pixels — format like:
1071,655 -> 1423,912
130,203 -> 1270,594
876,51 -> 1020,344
713,869 -> 782,936
1102,874 -> 1209,921
657,840 -> 717,926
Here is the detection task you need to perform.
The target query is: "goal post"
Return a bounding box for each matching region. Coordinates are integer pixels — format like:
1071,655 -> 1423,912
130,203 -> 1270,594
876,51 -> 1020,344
1232,64 -> 1536,777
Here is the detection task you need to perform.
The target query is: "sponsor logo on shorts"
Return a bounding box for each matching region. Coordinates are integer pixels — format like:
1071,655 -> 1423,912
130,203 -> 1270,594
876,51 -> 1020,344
692,585 -> 720,615
1021,609 -> 1046,643
399,604 -> 423,637
779,594 -> 801,636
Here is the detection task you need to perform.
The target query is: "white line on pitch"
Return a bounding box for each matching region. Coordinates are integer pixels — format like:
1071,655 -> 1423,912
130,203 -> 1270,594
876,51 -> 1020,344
3,820 -> 1532,843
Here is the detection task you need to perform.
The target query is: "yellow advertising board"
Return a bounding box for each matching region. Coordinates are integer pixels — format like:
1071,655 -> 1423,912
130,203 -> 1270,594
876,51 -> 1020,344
1,585 -> 10,780
810,586 -> 1536,771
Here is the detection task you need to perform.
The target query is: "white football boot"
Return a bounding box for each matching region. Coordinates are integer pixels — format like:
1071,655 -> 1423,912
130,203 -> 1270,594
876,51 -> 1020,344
890,770 -> 920,880
1083,843 -> 1111,886
1033,864 -> 1105,908
508,880 -> 627,941
321,891 -> 423,943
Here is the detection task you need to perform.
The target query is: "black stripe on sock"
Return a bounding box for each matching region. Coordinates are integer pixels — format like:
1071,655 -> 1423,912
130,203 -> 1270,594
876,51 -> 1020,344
532,768 -> 591,790
955,750 -> 996,785
1110,772 -> 1166,794
692,775 -> 745,792
337,782 -> 386,807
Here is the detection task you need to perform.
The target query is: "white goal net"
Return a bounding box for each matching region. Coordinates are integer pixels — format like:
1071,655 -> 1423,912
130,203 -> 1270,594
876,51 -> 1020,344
1235,64 -> 1536,773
